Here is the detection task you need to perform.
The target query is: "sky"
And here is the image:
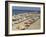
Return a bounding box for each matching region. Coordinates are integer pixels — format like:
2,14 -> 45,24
12,6 -> 40,15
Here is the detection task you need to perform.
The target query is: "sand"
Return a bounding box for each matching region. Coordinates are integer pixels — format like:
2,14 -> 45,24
12,13 -> 40,30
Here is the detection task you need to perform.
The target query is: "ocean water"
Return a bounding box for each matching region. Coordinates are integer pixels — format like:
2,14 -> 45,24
12,6 -> 40,15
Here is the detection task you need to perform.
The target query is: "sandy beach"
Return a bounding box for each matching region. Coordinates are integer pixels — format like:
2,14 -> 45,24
12,13 -> 40,30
